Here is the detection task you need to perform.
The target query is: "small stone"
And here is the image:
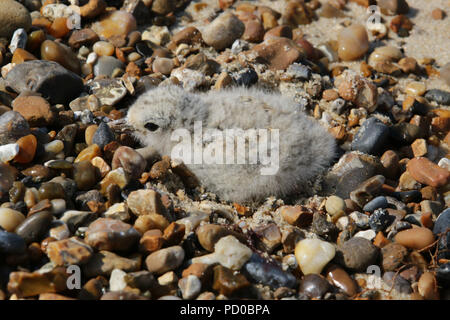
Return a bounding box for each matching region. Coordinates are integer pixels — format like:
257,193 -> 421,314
354,229 -> 377,241
251,37 -> 305,70
68,29 -> 100,49
80,0 -> 107,19
312,212 -> 339,241
202,12 -> 245,51
46,237 -> 93,266
0,111 -> 30,145
0,230 -> 26,254
112,146 -> 147,180
163,222 -> 185,246
151,0 -> 176,15
15,134 -> 37,164
390,15 -> 413,36
407,157 -> 450,188
92,122 -> 115,149
0,0 -> 31,39
145,246 -> 185,275
12,95 -> 54,127
299,274 -> 330,299
242,254 -> 297,289
127,189 -> 165,216
75,144 -> 101,163
99,168 -> 129,194
282,0 -> 314,26
363,196 -> 388,212
368,208 -> 392,232
381,242 -> 408,271
432,8 -> 445,20
325,196 -> 346,216
434,208 -> 450,259
39,182 -> 65,201
212,235 -> 252,270
280,205 -> 313,227
93,56 -> 125,77
411,139 -> 428,158
337,237 -> 379,272
44,140 -> 64,154
73,161 -> 97,191
418,272 -> 439,300
7,268 -> 68,298
15,210 -> 53,244
337,24 -> 369,61
405,82 -> 426,97
351,118 -> 389,155
85,218 -> 140,252
91,10 -> 137,40
337,71 -> 378,112
5,60 -> 84,105
398,57 -> 418,73
0,144 -> 19,163
93,41 -> 115,57
195,224 -> 237,252
295,238 -> 335,275
12,48 -> 36,65
212,265 -> 250,296
425,89 -> 450,106
395,227 -> 435,250
179,275 -> 202,299
378,0 -> 409,15
140,229 -> 164,253
152,57 -> 174,75
83,250 -> 140,277
325,265 -> 358,296
109,268 -> 127,292
383,271 -> 412,294
0,208 -> 25,232
41,40 -> 81,74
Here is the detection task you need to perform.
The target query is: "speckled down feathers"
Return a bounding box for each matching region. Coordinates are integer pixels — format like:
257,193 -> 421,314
128,85 -> 336,203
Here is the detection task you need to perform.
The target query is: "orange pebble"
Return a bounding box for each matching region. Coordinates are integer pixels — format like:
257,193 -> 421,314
32,17 -> 52,31
48,17 -> 71,38
11,48 -> 37,64
15,135 -> 37,164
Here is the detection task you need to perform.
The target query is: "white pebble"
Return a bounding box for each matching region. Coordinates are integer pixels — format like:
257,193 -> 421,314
438,157 -> 450,170
354,230 -> 377,241
295,238 -> 335,275
86,52 -> 98,65
0,144 -> 19,163
44,140 -> 64,154
109,269 -> 127,292
178,275 -> 202,300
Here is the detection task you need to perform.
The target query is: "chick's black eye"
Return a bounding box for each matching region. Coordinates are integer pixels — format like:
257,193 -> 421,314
145,122 -> 159,131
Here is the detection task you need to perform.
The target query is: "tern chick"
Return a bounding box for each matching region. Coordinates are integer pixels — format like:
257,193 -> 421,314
128,85 -> 336,203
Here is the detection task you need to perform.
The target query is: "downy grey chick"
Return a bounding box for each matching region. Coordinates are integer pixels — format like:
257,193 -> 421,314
128,85 -> 336,203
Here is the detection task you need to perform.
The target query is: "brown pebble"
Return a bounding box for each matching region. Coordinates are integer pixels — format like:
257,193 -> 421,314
407,157 -> 450,188
395,227 -> 435,250
431,8 -> 445,20
337,24 -> 369,61
12,96 -> 54,127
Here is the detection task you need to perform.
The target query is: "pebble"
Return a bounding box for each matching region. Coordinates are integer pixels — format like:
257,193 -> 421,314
41,40 -> 81,74
369,208 -> 392,232
75,144 -> 101,163
0,0 -> 31,39
407,157 -> 450,188
83,250 -> 140,277
279,205 -> 313,227
73,161 -> 97,191
39,182 -> 65,200
145,246 -> 185,275
336,71 -> 378,112
93,41 -> 115,57
212,265 -> 250,296
195,224 -> 238,252
92,122 -> 115,149
363,196 -> 388,212
418,272 -> 439,300
15,210 -> 53,244
5,60 -> 83,105
9,28 -> 28,54
93,56 -> 125,77
298,274 -> 330,299
127,189 -> 165,217
140,229 -> 164,253
0,111 -> 30,145
354,229 -> 376,241
351,118 -> 389,155
91,10 -> 137,40
7,268 -> 68,298
242,254 -> 297,289
383,271 -> 412,294
0,230 -> 26,254
381,242 -> 408,273
111,146 -> 147,180
294,238 -> 335,275
325,195 -> 346,216
99,168 -> 130,195
433,208 -> 450,259
178,275 -> 202,299
80,0 -> 107,19
44,140 -> 64,154
0,208 -> 25,232
151,0 -> 176,15
325,265 -> 358,296
0,144 -> 19,163
436,263 -> 450,286
12,95 -> 54,127
212,235 -> 252,270
85,218 -> 140,252
425,89 -> 450,106
378,0 -> 409,15
251,37 -> 305,71
337,237 -> 379,271
109,269 -> 127,292
395,227 -> 435,250
153,57 -> 174,75
202,12 -> 245,51
337,24 -> 369,61
47,237 -> 93,266
405,82 -> 426,96
15,134 -> 37,164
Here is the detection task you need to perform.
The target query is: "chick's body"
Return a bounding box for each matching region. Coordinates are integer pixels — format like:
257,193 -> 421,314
128,85 -> 336,203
